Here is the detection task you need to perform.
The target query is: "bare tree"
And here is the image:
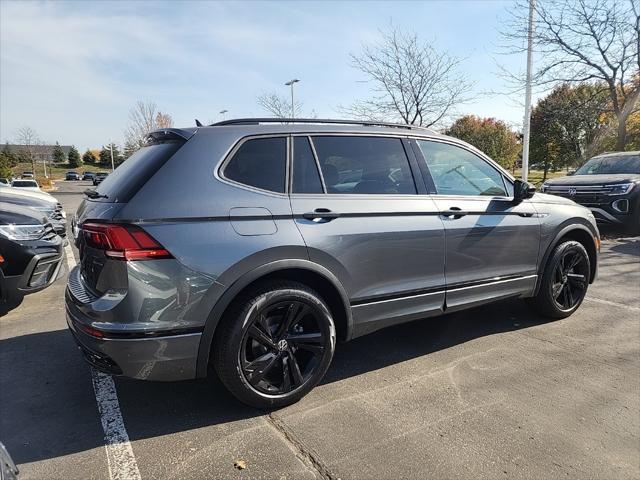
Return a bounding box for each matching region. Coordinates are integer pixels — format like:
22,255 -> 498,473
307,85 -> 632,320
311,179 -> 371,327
257,92 -> 304,118
155,111 -> 173,129
343,26 -> 473,127
124,101 -> 173,149
502,0 -> 639,150
15,126 -> 39,173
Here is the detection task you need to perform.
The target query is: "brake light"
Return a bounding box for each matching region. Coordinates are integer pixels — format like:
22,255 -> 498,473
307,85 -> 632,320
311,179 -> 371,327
81,222 -> 172,261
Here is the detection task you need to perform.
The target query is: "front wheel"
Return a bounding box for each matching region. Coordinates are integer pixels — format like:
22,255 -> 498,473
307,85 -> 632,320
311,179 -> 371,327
526,240 -> 591,319
212,280 -> 336,409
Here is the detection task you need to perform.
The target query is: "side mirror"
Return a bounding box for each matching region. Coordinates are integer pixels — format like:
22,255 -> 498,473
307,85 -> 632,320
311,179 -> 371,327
513,179 -> 536,203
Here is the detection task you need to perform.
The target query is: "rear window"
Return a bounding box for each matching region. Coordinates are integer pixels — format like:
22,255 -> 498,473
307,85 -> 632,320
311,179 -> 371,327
94,142 -> 183,202
223,137 -> 286,193
12,180 -> 37,187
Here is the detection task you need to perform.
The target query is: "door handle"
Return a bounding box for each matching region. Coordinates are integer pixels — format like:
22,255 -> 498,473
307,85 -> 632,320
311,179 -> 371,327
440,207 -> 467,219
302,208 -> 341,221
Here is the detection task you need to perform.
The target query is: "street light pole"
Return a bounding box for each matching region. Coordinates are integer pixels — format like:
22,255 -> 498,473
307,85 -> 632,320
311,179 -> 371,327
521,0 -> 535,182
108,139 -> 115,172
219,109 -> 228,120
284,79 -> 300,119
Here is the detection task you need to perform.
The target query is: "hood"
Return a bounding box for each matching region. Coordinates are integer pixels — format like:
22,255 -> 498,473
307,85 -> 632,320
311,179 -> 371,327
0,185 -> 57,204
544,174 -> 640,186
0,192 -> 53,211
0,202 -> 47,225
531,192 -> 579,206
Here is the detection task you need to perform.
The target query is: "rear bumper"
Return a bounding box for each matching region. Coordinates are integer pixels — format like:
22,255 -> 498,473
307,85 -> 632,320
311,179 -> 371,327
66,296 -> 201,380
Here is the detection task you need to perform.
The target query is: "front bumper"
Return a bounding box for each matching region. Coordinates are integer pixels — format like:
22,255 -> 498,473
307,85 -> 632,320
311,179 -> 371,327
66,298 -> 201,381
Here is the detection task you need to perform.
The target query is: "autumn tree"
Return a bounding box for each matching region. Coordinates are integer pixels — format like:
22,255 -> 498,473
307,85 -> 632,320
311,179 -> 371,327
530,83 -> 613,180
503,0 -> 639,150
67,146 -> 81,168
345,25 -> 472,126
446,115 -> 520,169
82,149 -> 97,164
52,142 -> 65,163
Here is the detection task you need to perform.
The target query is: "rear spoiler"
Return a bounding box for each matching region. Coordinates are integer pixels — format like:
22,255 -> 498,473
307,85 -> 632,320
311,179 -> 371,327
146,128 -> 196,145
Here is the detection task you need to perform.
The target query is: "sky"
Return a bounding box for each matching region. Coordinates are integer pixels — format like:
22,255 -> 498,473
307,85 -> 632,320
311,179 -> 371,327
0,0 -> 530,151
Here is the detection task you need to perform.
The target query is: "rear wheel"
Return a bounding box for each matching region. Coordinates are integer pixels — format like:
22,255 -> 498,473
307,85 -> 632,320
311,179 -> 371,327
526,240 -> 590,319
212,280 -> 336,409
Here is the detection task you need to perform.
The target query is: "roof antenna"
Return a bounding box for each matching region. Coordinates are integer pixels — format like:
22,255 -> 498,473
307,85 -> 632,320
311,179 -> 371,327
195,119 -> 203,127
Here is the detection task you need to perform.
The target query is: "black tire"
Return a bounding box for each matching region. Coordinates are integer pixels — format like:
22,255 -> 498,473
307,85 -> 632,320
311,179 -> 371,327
526,240 -> 590,319
212,280 -> 336,409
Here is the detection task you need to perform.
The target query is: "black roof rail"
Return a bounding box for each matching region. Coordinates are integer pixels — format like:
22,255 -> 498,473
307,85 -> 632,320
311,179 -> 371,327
209,117 -> 436,133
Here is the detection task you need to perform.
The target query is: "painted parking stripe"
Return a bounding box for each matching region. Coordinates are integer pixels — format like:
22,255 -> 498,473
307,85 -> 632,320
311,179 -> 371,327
585,296 -> 640,311
64,242 -> 141,480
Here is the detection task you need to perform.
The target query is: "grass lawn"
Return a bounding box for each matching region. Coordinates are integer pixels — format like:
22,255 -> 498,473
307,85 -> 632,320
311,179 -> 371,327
515,169 -> 568,187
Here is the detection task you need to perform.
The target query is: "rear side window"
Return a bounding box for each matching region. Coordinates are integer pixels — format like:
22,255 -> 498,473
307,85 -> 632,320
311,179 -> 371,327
311,136 -> 416,194
94,142 -> 183,202
224,137 -> 286,193
292,137 -> 323,194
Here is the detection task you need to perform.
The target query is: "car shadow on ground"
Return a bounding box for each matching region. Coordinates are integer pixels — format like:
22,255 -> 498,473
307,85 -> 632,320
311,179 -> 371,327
1,297 -> 553,466
608,237 -> 640,256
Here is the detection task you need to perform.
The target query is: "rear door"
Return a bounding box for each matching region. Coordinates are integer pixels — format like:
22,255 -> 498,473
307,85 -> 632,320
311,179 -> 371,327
413,139 -> 540,311
289,134 -> 446,337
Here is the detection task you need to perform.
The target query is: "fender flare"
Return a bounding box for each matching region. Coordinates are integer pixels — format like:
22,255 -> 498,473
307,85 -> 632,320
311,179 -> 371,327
195,259 -> 353,377
534,220 -> 599,296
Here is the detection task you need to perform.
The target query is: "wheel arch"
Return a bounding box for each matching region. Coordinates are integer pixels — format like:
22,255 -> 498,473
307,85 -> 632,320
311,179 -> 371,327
534,221 -> 599,296
196,259 -> 353,378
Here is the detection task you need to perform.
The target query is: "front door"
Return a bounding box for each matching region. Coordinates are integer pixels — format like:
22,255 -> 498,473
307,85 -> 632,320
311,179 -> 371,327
413,139 -> 541,311
288,135 -> 446,337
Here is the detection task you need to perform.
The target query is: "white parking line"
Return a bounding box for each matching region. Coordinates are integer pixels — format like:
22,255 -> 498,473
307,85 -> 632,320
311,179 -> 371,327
64,244 -> 141,480
585,296 -> 640,311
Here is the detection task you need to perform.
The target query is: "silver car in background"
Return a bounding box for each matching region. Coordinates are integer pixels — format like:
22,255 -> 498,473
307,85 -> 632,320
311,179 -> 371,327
66,119 -> 599,408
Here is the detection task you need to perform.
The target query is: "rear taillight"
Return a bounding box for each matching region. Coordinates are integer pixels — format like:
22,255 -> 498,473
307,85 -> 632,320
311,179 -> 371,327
81,222 -> 172,261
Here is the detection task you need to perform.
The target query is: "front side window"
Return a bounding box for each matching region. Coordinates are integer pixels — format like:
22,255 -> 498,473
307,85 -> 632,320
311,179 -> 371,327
224,137 -> 286,193
417,140 -> 508,197
311,136 -> 416,194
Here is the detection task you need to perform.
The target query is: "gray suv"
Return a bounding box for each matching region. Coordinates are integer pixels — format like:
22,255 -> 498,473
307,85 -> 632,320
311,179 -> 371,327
66,119 -> 599,408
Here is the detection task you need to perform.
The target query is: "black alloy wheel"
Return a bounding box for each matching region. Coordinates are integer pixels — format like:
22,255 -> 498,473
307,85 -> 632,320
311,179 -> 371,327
213,280 -> 335,408
240,300 -> 328,395
550,248 -> 589,311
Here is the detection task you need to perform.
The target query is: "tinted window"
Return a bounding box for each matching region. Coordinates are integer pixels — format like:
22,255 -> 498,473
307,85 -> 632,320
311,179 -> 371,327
417,140 -> 508,196
224,137 -> 286,193
311,136 -> 416,194
292,137 -> 323,194
12,180 -> 37,187
94,142 -> 182,202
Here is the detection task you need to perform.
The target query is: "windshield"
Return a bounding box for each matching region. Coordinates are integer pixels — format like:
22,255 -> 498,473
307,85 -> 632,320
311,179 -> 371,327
575,154 -> 640,175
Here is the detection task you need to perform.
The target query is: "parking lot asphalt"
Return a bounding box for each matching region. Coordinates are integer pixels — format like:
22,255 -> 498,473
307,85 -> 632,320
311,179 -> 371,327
1,181 -> 639,480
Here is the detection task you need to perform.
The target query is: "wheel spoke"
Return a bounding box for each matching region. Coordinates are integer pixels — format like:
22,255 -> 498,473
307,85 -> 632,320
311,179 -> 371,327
245,352 -> 279,386
566,283 -> 575,306
552,282 -> 564,299
287,351 -> 304,386
562,284 -> 570,308
248,325 -> 276,350
566,253 -> 582,272
286,332 -> 323,344
281,356 -> 292,392
567,273 -> 586,288
276,303 -> 309,340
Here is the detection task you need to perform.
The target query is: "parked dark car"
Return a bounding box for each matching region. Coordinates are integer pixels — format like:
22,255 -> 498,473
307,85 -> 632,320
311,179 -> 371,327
82,172 -> 95,181
0,192 -> 67,237
92,172 -> 108,186
0,202 -> 63,313
541,151 -> 640,233
66,118 -> 599,408
66,171 -> 81,181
